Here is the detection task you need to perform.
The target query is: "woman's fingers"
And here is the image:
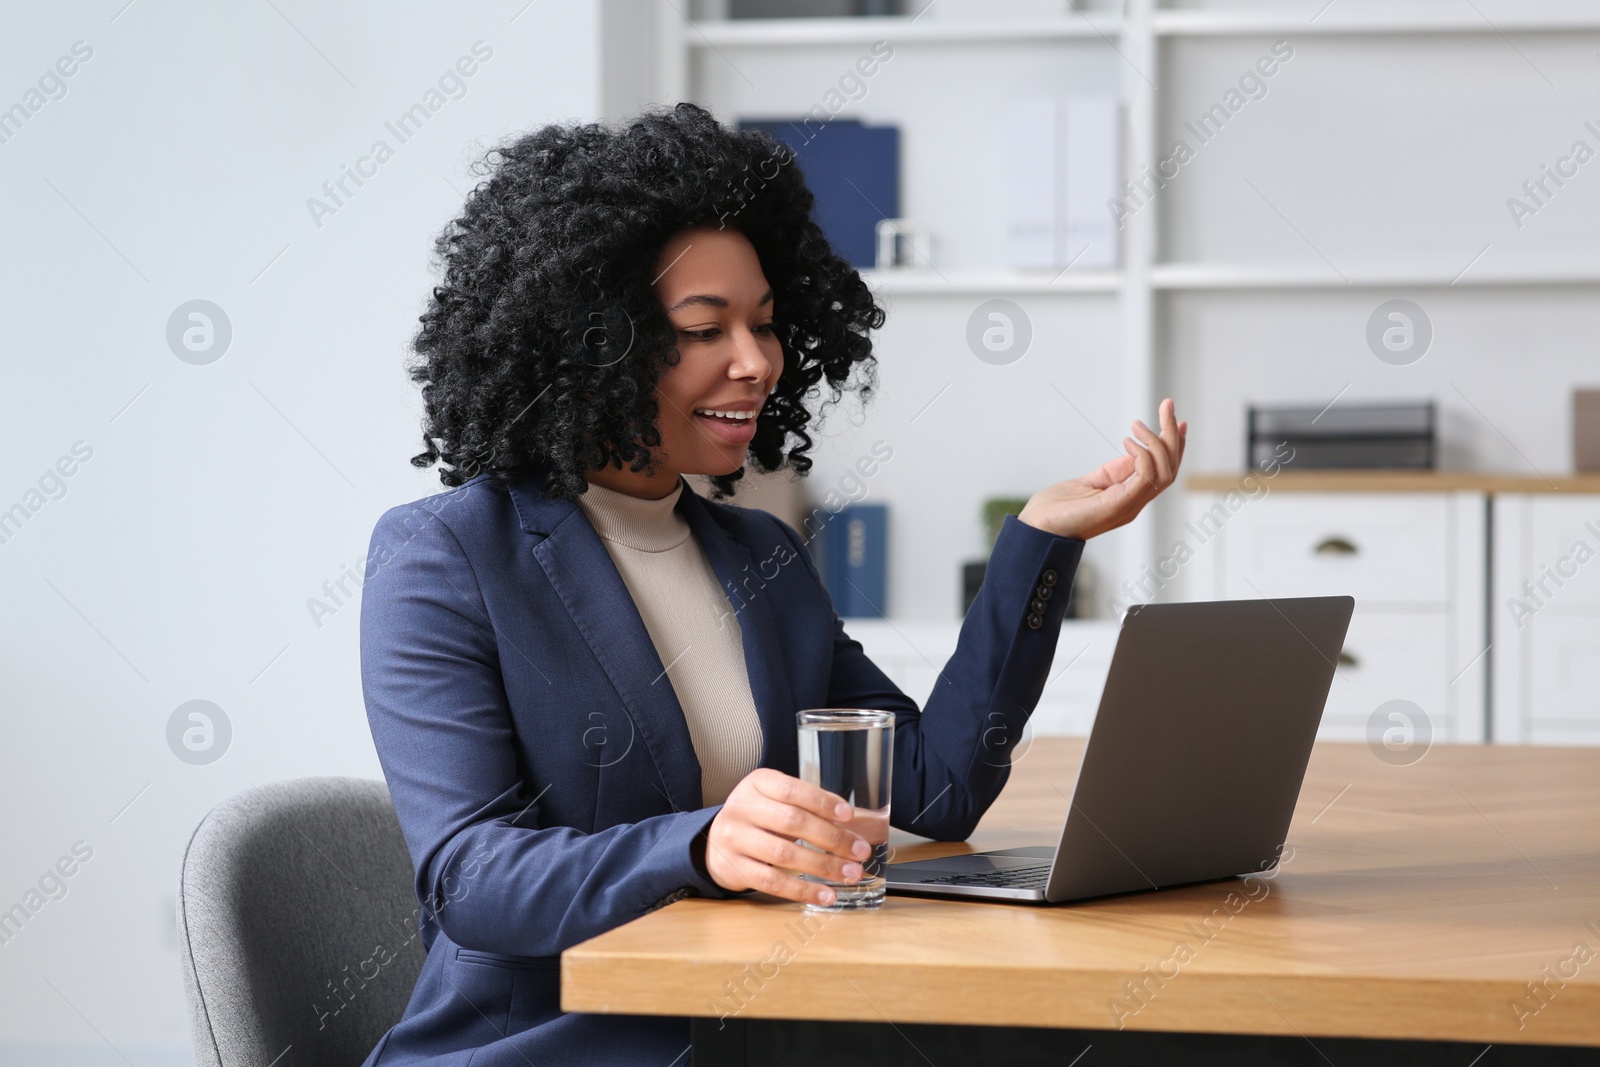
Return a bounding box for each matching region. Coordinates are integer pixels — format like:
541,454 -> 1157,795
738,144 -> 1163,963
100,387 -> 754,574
1160,400 -> 1187,476
749,768 -> 870,859
1130,419 -> 1173,485
1079,452 -> 1135,492
740,822 -> 864,886
1158,398 -> 1187,472
1095,452 -> 1136,488
705,768 -> 872,904
749,793 -> 870,865
713,823 -> 859,907
717,833 -> 836,905
752,768 -> 852,823
1158,399 -> 1184,451
1124,436 -> 1157,497
1135,399 -> 1185,487
707,814 -> 841,904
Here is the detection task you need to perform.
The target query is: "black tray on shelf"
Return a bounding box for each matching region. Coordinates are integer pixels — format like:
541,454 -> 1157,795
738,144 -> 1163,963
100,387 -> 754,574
1247,400 -> 1436,471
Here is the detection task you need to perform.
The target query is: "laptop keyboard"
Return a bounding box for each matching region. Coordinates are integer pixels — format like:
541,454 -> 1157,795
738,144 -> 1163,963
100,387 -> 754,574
919,863 -> 1052,889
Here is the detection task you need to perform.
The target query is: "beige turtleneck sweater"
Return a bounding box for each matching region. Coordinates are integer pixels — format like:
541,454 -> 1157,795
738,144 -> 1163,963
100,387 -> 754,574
575,477 -> 765,807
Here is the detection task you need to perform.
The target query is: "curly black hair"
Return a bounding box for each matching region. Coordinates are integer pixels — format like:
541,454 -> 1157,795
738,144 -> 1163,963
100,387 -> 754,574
405,101 -> 887,502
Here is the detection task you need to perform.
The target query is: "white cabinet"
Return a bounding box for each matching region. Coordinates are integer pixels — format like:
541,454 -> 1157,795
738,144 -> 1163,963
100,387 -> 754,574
850,488 -> 1600,747
1491,494 -> 1600,744
1213,493 -> 1457,605
1180,490 -> 1488,743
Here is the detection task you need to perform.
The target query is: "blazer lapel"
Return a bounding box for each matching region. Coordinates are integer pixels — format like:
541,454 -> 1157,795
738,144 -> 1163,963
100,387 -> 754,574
509,469 -> 705,814
507,465 -> 802,813
677,483 -> 799,776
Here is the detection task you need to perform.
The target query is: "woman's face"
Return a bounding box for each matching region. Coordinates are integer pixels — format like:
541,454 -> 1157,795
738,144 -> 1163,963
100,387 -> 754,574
588,225 -> 784,498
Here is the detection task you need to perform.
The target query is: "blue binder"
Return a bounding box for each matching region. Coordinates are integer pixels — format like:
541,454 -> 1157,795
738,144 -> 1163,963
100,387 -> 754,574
821,503 -> 888,618
737,117 -> 899,269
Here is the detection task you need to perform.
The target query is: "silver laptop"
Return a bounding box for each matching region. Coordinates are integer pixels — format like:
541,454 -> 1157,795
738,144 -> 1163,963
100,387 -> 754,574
885,595 -> 1354,904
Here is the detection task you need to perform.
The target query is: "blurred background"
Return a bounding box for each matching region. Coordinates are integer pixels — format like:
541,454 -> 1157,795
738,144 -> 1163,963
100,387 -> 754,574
5,0 -> 1600,1061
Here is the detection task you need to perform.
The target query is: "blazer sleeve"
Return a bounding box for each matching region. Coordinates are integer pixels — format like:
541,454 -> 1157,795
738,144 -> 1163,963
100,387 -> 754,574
359,505 -> 742,961
776,512 -> 1085,842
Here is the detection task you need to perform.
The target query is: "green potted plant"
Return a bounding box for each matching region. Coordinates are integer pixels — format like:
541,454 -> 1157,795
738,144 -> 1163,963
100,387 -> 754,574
982,496 -> 1030,549
963,496 -> 1030,615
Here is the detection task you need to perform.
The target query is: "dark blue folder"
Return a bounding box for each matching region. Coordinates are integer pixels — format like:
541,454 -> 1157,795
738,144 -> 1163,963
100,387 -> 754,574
737,117 -> 899,268
820,503 -> 888,618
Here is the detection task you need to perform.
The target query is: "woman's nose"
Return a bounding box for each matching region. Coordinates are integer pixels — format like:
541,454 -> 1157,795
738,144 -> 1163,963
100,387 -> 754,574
728,327 -> 777,381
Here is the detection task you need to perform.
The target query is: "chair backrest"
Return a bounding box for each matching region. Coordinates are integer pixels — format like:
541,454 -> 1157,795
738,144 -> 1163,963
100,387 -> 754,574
177,777 -> 426,1067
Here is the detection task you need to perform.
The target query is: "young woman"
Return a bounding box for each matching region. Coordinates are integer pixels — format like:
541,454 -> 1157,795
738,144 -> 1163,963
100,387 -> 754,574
358,102 -> 1185,1066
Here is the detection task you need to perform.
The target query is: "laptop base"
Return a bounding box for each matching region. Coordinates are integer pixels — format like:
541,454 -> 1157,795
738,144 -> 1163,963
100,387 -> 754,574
886,845 -> 1054,902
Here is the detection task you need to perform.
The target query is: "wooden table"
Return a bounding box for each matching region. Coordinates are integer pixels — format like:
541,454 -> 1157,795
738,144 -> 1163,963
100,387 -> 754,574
563,738 -> 1600,1065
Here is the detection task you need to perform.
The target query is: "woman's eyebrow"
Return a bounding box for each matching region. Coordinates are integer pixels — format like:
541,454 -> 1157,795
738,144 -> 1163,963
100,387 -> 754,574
665,288 -> 773,313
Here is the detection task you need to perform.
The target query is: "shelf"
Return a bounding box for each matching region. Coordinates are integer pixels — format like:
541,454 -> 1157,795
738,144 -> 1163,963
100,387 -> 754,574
1152,9 -> 1600,36
688,8 -> 1600,46
860,268 -> 1120,294
1189,471 -> 1600,494
685,15 -> 1123,47
1151,263 -> 1600,290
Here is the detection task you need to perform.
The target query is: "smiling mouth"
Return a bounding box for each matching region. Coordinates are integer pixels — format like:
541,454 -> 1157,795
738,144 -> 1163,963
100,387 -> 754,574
693,408 -> 760,422
692,408 -> 759,443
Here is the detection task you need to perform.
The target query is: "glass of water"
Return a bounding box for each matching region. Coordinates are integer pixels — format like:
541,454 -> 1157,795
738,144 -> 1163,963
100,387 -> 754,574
796,708 -> 894,910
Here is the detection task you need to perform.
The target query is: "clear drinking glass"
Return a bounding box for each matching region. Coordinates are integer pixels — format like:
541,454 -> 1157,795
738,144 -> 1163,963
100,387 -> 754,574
795,708 -> 894,910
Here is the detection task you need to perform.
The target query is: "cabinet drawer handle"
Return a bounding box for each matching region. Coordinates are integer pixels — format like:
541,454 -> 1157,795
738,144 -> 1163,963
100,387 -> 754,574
1337,649 -> 1358,668
1315,536 -> 1359,556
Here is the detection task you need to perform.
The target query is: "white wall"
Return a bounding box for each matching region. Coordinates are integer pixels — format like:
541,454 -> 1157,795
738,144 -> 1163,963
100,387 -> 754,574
0,1 -> 604,1060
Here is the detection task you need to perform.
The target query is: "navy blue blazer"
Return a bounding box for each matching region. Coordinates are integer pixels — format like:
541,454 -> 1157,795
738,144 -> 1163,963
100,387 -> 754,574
357,462 -> 1084,1066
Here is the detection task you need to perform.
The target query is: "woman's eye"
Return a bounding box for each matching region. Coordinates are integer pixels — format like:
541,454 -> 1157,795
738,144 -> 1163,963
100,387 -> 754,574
679,323 -> 775,341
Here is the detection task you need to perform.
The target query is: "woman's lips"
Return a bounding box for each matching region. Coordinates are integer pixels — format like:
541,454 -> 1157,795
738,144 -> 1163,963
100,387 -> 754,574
694,410 -> 757,444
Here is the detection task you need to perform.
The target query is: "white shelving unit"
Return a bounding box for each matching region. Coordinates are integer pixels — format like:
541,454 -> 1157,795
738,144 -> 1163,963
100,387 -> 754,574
644,2 -> 1600,633
658,0 -> 1160,607
1151,7 -> 1600,36
859,267 -> 1121,294
688,15 -> 1123,45
1150,263 -> 1600,289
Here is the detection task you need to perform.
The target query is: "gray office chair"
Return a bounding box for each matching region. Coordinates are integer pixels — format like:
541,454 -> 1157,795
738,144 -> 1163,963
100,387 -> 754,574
177,777 -> 426,1067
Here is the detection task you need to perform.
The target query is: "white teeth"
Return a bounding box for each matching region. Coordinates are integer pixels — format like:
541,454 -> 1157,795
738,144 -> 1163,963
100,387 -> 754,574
695,409 -> 756,420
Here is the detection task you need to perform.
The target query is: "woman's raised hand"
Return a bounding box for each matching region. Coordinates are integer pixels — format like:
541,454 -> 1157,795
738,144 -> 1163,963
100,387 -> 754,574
1016,397 -> 1188,542
705,768 -> 871,907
